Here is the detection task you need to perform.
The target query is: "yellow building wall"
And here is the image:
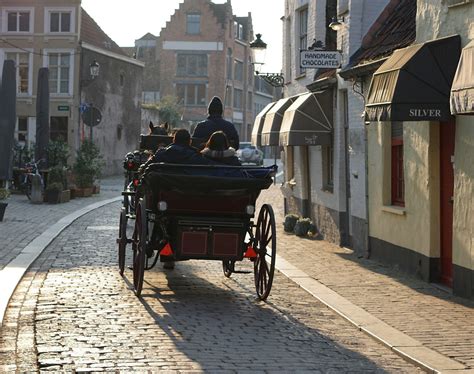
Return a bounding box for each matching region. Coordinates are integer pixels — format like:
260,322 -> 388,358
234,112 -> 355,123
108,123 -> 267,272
453,117 -> 474,271
368,121 -> 440,258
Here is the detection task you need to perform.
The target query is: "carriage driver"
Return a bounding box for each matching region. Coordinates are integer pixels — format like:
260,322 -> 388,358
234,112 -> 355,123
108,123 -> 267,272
192,96 -> 240,150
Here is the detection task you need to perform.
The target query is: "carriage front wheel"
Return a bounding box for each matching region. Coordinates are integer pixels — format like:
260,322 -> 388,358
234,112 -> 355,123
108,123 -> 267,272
133,197 -> 147,296
253,204 -> 276,300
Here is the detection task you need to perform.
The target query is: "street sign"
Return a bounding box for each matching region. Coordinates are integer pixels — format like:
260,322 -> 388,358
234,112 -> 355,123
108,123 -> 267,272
300,50 -> 342,69
57,105 -> 69,111
81,106 -> 102,127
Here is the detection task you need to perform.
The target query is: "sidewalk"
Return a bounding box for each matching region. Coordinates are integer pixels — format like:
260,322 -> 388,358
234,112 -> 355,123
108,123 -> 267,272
258,184 -> 474,373
0,176 -> 123,271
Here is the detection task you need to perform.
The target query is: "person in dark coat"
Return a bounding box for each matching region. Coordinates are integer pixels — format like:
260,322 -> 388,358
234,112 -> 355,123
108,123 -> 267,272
192,96 -> 240,150
150,128 -> 210,165
201,131 -> 241,166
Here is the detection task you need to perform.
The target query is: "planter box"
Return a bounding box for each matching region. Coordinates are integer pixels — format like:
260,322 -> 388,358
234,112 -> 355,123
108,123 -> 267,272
0,202 -> 7,222
45,189 -> 71,204
73,187 -> 93,197
93,184 -> 100,194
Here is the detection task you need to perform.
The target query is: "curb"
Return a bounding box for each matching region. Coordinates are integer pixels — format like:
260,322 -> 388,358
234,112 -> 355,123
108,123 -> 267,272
275,256 -> 469,373
0,196 -> 121,328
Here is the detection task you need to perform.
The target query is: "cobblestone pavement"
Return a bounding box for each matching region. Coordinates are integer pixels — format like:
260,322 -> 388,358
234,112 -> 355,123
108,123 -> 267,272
0,202 -> 420,372
258,185 -> 474,369
0,176 -> 123,270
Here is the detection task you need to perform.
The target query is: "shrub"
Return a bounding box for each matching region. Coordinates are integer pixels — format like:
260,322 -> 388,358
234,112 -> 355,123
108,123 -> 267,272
46,166 -> 66,191
294,217 -> 312,237
308,222 -> 318,237
47,140 -> 69,168
73,140 -> 103,188
0,188 -> 10,200
283,214 -> 299,232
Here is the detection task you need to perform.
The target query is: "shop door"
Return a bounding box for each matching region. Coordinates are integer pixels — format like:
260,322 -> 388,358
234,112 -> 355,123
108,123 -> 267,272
440,120 -> 455,287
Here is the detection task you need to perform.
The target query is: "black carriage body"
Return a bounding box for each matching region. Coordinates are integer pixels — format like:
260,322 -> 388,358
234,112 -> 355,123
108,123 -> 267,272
142,164 -> 274,262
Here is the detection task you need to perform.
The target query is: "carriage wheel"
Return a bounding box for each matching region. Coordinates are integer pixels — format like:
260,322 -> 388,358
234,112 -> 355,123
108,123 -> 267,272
118,207 -> 128,275
253,204 -> 276,300
133,198 -> 147,297
222,260 -> 235,278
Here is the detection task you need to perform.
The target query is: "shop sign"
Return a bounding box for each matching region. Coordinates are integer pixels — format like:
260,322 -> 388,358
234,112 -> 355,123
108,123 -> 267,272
300,50 -> 342,69
57,105 -> 69,111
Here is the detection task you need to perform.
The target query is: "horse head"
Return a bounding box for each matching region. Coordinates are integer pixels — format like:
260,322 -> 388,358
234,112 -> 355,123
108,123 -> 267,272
148,121 -> 169,136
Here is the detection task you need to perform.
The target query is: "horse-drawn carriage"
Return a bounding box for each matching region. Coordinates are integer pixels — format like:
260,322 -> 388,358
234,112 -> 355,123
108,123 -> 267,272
117,135 -> 277,300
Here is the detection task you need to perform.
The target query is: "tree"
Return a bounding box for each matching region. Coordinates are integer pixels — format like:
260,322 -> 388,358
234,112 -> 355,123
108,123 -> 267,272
142,95 -> 182,127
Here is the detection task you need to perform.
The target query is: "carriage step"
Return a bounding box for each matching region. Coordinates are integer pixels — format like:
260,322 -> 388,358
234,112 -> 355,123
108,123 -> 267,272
232,270 -> 252,274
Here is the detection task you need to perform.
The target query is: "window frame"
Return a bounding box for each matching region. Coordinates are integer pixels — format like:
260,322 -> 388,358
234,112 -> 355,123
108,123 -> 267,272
233,88 -> 243,110
322,142 -> 334,192
50,116 -> 68,142
186,13 -> 201,35
391,125 -> 405,207
2,7 -> 34,33
234,59 -> 243,81
2,48 -> 33,96
44,7 -> 76,34
43,49 -> 74,96
176,83 -> 207,106
176,53 -> 208,77
297,6 -> 308,75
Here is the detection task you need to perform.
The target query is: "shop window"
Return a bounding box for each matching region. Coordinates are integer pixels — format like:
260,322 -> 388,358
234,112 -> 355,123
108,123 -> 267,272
391,122 -> 404,206
322,142 -> 334,192
6,51 -> 30,94
50,116 -> 68,142
176,83 -> 206,106
186,14 -> 200,34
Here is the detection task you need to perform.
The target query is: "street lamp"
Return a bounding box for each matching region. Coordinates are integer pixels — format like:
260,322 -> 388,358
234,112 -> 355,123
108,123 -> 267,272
250,34 -> 284,87
329,17 -> 345,31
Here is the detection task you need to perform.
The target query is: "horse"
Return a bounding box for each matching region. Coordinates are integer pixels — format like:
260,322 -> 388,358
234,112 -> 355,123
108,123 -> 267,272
148,121 -> 169,136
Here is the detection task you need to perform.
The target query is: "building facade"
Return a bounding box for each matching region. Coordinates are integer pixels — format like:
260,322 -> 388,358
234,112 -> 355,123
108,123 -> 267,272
154,0 -> 256,141
0,0 -> 143,175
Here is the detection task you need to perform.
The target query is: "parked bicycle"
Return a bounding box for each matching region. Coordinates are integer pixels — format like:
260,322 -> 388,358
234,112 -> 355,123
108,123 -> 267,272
19,159 -> 44,200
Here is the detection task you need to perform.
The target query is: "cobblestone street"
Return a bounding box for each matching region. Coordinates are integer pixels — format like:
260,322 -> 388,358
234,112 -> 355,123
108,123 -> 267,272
0,201 -> 420,372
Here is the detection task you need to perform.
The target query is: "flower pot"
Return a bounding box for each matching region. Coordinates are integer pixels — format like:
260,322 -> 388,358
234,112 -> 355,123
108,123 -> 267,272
93,184 -> 100,194
74,187 -> 93,197
0,202 -> 7,222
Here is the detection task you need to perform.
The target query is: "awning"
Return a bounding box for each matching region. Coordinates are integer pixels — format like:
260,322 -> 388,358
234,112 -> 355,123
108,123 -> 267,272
261,96 -> 298,146
450,40 -> 474,115
365,35 -> 461,122
251,102 -> 275,146
279,91 -> 333,146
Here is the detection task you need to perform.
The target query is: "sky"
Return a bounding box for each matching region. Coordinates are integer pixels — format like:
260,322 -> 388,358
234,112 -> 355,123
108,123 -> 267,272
81,0 -> 284,73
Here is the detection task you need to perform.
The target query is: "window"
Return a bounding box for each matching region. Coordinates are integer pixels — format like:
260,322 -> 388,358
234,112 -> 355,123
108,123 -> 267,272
391,122 -> 404,206
247,92 -> 253,111
47,53 -> 71,94
142,91 -> 160,104
323,143 -> 334,191
7,11 -> 30,32
298,7 -> 308,74
50,117 -> 68,142
50,12 -> 71,32
234,60 -> 243,81
186,14 -> 200,34
176,83 -> 206,106
6,52 -> 30,94
233,88 -> 243,109
225,86 -> 232,108
16,117 -> 28,143
177,54 -> 207,76
234,21 -> 244,40
226,48 -> 233,79
248,58 -> 253,86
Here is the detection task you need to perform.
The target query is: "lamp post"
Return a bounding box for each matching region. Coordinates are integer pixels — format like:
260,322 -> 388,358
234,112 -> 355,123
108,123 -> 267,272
250,34 -> 284,87
81,60 -> 102,140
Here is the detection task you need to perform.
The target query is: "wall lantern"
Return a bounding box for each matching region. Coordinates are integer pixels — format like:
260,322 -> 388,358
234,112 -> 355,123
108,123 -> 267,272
89,60 -> 100,79
329,17 -> 345,31
250,33 -> 284,87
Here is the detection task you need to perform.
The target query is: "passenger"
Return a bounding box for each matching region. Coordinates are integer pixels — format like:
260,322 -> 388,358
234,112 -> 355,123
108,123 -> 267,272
201,131 -> 241,166
192,96 -> 240,150
149,128 -> 210,165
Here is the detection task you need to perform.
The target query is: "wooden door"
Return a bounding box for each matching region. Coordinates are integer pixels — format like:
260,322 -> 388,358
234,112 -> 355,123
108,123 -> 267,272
439,120 -> 455,287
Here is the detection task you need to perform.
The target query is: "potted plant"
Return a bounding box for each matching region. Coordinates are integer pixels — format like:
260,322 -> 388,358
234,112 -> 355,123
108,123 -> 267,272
283,213 -> 299,233
44,166 -> 70,204
72,139 -> 103,197
294,217 -> 312,237
45,141 -> 70,203
0,184 -> 9,222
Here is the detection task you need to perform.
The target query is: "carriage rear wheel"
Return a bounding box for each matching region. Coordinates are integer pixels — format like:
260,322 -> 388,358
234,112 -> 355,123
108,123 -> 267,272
222,260 -> 235,278
118,207 -> 128,275
133,198 -> 147,296
253,204 -> 276,300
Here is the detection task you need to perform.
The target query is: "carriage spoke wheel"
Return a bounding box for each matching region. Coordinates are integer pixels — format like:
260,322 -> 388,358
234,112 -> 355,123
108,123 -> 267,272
118,207 -> 128,275
222,260 -> 235,278
133,198 -> 147,297
254,204 -> 276,300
